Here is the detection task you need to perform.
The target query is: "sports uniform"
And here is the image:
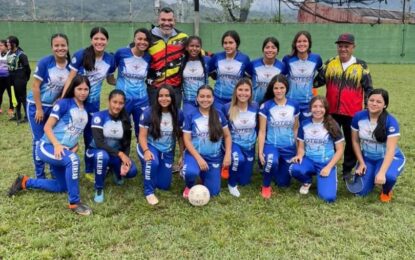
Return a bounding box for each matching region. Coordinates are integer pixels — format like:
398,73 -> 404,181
182,109 -> 228,196
247,58 -> 286,104
222,102 -> 258,187
282,53 -> 322,120
259,99 -> 299,187
351,110 -> 405,196
0,50 -> 13,112
27,55 -> 70,178
208,51 -> 250,109
114,47 -> 151,136
290,119 -> 344,202
137,108 -> 184,196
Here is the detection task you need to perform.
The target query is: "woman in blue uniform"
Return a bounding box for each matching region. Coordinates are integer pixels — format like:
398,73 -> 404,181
137,85 -> 183,205
27,33 -> 71,179
257,74 -> 299,199
351,88 -> 405,202
247,37 -> 286,104
88,89 -> 137,203
182,85 -> 232,197
8,75 -> 92,216
290,96 -> 344,203
0,39 -> 13,115
222,78 -> 258,197
114,28 -> 152,137
208,30 -> 250,110
282,31 -> 322,121
180,36 -> 210,113
62,27 -> 116,176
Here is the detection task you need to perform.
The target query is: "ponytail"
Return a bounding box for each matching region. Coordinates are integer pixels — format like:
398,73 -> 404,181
82,45 -> 96,72
373,110 -> 388,143
208,106 -> 223,142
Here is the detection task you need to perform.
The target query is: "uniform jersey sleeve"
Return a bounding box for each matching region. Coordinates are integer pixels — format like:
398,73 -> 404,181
351,113 -> 361,131
183,113 -> 193,133
297,123 -> 304,141
107,53 -> 116,75
69,50 -> 84,72
218,110 -> 228,128
293,101 -> 300,117
259,102 -> 268,118
91,112 -> 104,129
114,49 -> 122,68
386,115 -> 400,137
50,99 -> 68,120
178,110 -> 185,129
245,61 -> 254,78
139,109 -> 151,129
34,57 -> 48,81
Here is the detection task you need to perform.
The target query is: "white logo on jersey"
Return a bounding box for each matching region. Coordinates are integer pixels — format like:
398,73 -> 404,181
71,57 -> 77,64
389,126 -> 396,133
53,104 -> 60,111
93,116 -> 101,124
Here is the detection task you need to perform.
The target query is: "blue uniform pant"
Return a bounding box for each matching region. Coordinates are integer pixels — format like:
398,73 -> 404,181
27,142 -> 81,204
356,154 -> 405,196
299,103 -> 311,122
125,97 -> 148,137
84,101 -> 100,173
27,103 -> 52,179
182,151 -> 222,196
262,144 -> 295,187
213,95 -> 230,111
229,144 -> 255,187
88,148 -> 137,190
290,157 -> 337,202
137,144 -> 174,196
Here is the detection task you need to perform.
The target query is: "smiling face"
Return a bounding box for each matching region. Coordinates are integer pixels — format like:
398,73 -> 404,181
337,42 -> 355,63
74,82 -> 90,103
197,88 -> 214,110
51,36 -> 68,60
235,83 -> 252,104
223,36 -> 237,57
311,99 -> 326,121
158,11 -> 175,36
158,88 -> 172,109
367,93 -> 386,115
0,42 -> 7,53
296,34 -> 310,55
133,32 -> 149,53
273,81 -> 287,102
91,32 -> 108,53
186,39 -> 202,59
108,94 -> 125,116
263,41 -> 278,60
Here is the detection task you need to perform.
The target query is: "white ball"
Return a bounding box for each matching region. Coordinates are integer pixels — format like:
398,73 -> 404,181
188,185 -> 210,206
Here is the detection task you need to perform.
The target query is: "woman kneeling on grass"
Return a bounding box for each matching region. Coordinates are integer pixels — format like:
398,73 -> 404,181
87,89 -> 138,203
351,88 -> 405,202
290,96 -> 344,202
8,75 -> 92,216
182,85 -> 232,198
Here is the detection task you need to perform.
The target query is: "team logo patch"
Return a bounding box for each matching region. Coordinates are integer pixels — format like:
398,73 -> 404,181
389,126 -> 396,133
53,104 -> 60,111
212,163 -> 220,168
71,57 -> 77,64
165,163 -> 172,168
93,116 -> 101,124
260,104 -> 265,109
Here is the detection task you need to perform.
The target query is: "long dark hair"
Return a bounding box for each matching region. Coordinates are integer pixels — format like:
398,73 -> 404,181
197,85 -> 223,142
149,85 -> 181,141
83,27 -> 109,71
51,33 -> 70,63
290,31 -> 312,57
180,36 -> 207,81
369,88 -> 389,143
108,89 -> 131,136
261,74 -> 289,105
63,75 -> 90,99
221,30 -> 241,49
309,96 -> 342,139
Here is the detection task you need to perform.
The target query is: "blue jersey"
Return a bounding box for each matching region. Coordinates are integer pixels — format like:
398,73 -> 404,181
222,102 -> 258,151
182,56 -> 210,103
283,53 -> 322,105
70,49 -> 116,105
90,110 -> 124,151
183,109 -> 228,160
259,99 -> 300,150
247,58 -> 286,104
114,47 -> 151,100
28,55 -> 70,106
140,108 -> 184,153
42,98 -> 88,148
208,51 -> 250,101
298,119 -> 344,163
351,110 -> 402,161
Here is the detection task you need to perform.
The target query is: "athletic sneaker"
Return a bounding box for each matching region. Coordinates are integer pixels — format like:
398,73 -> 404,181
69,202 -> 92,216
380,190 -> 393,203
299,183 -> 312,195
261,186 -> 272,199
94,189 -> 104,203
228,185 -> 240,197
146,194 -> 159,205
182,187 -> 190,199
84,173 -> 95,183
8,175 -> 28,197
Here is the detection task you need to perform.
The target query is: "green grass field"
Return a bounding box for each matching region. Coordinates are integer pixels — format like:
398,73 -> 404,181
1,64 -> 414,259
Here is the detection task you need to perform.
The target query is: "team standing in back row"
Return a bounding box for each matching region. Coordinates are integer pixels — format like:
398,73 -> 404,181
6,7 -> 405,216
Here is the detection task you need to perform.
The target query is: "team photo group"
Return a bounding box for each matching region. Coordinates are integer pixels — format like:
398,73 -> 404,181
3,7 -> 405,216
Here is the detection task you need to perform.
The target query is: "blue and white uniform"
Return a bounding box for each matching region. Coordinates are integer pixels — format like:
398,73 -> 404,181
182,56 -> 210,112
70,48 -> 116,172
88,110 -> 138,191
137,108 -> 184,196
26,98 -> 88,204
290,118 -> 344,202
115,47 -> 151,136
259,99 -> 299,187
27,55 -> 70,179
247,58 -> 286,104
208,51 -> 250,109
222,102 -> 258,187
182,109 -> 228,196
283,53 -> 322,120
351,110 -> 405,196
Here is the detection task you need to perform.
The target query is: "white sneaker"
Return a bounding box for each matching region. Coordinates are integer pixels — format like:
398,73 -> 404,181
299,183 -> 312,195
146,194 -> 159,205
228,185 -> 241,197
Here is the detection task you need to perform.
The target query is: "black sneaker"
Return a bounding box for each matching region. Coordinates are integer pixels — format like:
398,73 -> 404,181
342,171 -> 353,182
8,175 -> 26,197
69,202 -> 92,216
